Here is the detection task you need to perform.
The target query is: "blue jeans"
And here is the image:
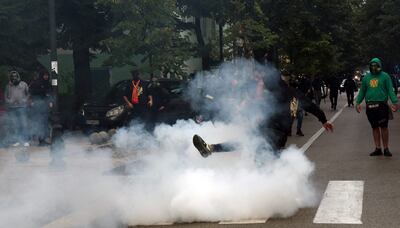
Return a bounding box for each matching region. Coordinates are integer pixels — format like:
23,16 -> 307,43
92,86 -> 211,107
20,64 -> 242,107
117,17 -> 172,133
296,109 -> 304,132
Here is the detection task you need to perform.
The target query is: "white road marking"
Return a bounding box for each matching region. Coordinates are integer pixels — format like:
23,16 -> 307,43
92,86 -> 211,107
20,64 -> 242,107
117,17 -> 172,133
219,219 -> 267,224
313,181 -> 364,224
300,105 -> 346,152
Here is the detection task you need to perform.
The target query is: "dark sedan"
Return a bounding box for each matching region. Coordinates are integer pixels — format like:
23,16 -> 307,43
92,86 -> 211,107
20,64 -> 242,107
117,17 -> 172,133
78,79 -> 196,130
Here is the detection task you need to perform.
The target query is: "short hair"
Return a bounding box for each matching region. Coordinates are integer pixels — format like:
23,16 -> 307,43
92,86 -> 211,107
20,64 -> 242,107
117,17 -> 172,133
130,70 -> 140,78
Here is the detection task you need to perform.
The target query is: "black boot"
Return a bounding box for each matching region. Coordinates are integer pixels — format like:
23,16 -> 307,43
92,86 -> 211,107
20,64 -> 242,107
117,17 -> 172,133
370,148 -> 383,156
384,148 -> 393,157
193,135 -> 212,158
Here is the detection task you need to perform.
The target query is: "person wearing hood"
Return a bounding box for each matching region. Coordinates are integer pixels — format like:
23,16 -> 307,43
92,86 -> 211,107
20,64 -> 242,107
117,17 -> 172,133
4,71 -> 30,147
356,58 -> 398,156
29,71 -> 53,145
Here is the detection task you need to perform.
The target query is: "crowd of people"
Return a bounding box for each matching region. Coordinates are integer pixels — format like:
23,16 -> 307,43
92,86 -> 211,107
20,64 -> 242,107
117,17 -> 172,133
193,57 -> 400,158
287,73 -> 358,137
0,70 -> 53,147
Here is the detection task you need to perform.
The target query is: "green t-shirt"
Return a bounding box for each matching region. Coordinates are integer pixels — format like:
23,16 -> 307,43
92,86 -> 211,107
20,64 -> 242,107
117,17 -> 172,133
356,72 -> 398,104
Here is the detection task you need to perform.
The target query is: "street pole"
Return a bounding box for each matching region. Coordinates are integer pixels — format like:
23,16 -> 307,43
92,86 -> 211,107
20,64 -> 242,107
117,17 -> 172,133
49,0 -> 58,100
48,0 -> 65,168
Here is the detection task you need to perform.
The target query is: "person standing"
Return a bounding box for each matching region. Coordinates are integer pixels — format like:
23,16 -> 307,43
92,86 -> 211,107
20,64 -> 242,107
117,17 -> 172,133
328,76 -> 340,110
123,70 -> 153,127
29,71 -> 53,145
312,76 -> 324,107
356,58 -> 398,156
4,71 -> 30,147
344,75 -> 357,107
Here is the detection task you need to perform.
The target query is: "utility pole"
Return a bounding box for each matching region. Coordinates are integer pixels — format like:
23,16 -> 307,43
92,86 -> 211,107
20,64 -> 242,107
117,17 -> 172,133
48,0 -> 65,168
49,0 -> 58,107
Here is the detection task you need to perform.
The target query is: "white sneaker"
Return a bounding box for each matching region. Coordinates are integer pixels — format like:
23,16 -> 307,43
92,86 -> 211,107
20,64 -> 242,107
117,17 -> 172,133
23,142 -> 30,147
12,142 -> 21,147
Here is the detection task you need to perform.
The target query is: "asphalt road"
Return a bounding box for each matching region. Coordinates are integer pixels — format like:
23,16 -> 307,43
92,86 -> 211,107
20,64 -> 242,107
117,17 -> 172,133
1,93 -> 400,227
135,93 -> 400,228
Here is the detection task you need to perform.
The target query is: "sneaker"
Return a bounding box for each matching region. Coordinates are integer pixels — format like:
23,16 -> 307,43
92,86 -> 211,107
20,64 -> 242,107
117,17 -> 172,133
370,148 -> 383,156
384,148 -> 392,157
193,135 -> 212,158
23,142 -> 30,147
296,130 -> 304,136
12,142 -> 21,147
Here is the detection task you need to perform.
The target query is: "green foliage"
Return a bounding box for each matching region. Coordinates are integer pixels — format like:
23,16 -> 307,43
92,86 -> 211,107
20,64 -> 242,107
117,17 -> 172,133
0,0 -> 49,70
357,0 -> 400,72
260,0 -> 363,76
100,0 -> 194,77
224,0 -> 278,58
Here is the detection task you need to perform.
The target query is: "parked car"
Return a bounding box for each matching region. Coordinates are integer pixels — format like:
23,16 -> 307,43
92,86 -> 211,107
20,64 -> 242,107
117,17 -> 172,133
77,79 -> 197,131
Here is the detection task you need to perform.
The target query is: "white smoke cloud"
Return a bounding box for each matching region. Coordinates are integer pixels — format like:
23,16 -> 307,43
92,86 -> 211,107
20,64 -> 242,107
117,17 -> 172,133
0,58 -> 318,227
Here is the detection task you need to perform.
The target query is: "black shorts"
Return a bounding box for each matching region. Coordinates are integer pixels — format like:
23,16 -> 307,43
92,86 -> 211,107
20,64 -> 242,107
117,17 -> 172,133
366,103 -> 389,128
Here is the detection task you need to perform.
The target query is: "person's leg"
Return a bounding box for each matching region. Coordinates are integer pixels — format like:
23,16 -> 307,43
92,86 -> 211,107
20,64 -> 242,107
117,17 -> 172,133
373,127 -> 381,149
296,109 -> 304,136
367,106 -> 383,156
18,107 -> 29,145
331,93 -> 337,110
14,108 -> 26,144
329,93 -> 334,109
193,134 -> 237,158
8,108 -> 19,144
346,91 -> 351,106
381,127 -> 389,149
212,143 -> 237,152
350,92 -> 354,106
316,92 -> 321,106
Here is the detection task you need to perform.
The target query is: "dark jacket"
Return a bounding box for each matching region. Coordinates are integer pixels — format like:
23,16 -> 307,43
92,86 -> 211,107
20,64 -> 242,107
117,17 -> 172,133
329,77 -> 340,94
344,78 -> 357,93
266,79 -> 328,134
29,78 -> 52,99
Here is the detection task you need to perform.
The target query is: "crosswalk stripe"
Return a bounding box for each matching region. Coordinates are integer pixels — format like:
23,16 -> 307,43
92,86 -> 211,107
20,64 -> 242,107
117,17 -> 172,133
218,219 -> 267,224
313,180 -> 364,224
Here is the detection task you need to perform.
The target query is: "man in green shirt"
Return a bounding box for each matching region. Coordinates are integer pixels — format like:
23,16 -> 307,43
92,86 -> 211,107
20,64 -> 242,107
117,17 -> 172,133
356,58 -> 398,156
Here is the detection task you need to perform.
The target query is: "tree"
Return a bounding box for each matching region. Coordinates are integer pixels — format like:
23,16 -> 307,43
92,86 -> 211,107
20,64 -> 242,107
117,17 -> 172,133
100,0 -> 193,77
261,0 -> 363,76
358,0 -> 400,72
56,0 -> 112,108
0,0 -> 49,72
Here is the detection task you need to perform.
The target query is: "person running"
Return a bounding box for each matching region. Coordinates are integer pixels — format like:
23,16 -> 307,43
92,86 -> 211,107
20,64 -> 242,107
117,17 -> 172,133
344,75 -> 357,107
193,70 -> 334,158
356,58 -> 398,156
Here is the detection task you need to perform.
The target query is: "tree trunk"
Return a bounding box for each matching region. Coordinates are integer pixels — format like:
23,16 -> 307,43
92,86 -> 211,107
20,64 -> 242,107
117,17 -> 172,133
194,17 -> 210,70
72,45 -> 91,110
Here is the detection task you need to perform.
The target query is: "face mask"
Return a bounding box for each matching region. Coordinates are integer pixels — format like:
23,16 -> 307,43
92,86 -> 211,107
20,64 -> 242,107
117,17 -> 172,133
370,63 -> 381,75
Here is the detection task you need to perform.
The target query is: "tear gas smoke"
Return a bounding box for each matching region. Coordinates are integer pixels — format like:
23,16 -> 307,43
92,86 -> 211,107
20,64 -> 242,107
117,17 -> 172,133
0,59 -> 318,227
